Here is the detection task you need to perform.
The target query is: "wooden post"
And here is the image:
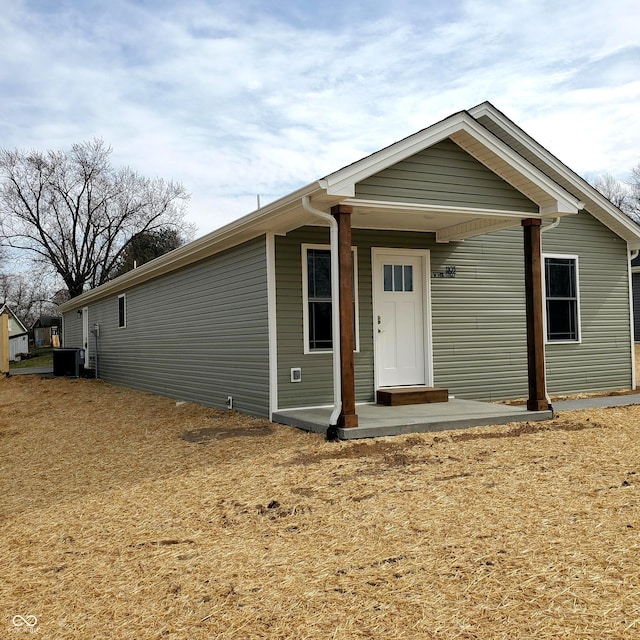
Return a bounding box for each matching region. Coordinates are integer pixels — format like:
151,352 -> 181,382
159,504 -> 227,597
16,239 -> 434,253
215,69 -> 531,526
522,218 -> 549,411
0,311 -> 9,374
331,204 -> 358,428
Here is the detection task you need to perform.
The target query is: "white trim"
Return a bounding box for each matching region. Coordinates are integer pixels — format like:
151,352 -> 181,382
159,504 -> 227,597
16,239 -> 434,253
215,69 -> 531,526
542,253 -> 582,344
266,232 -> 279,418
82,307 -> 89,358
57,103 -> 640,316
118,294 -> 127,328
469,101 -> 640,247
436,217 -> 521,243
371,247 -> 433,389
300,197 -> 342,427
342,198 -> 540,220
58,182 -> 325,313
321,112 -> 582,216
0,305 -> 29,334
301,243 -> 360,355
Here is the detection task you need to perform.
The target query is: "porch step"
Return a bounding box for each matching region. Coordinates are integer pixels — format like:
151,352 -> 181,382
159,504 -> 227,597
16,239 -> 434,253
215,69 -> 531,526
377,386 -> 449,406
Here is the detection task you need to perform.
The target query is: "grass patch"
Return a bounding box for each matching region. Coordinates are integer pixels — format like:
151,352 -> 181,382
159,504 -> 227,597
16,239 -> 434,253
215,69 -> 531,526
9,347 -> 53,369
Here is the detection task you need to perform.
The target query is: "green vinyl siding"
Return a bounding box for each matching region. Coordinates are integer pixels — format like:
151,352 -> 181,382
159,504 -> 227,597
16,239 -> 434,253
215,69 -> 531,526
276,226 -> 531,408
62,237 -> 270,417
542,210 -> 632,394
355,138 -> 538,213
276,213 -> 632,409
276,228 -> 334,408
429,228 -> 529,401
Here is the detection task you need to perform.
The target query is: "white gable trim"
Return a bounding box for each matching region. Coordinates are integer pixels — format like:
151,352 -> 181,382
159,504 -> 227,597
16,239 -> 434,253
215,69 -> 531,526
0,305 -> 28,334
469,102 -> 640,246
319,111 -> 583,216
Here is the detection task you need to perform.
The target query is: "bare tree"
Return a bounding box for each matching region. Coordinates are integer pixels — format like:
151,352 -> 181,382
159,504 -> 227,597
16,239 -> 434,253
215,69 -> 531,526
0,269 -> 58,327
590,173 -> 631,211
628,163 -> 640,220
0,139 -> 193,297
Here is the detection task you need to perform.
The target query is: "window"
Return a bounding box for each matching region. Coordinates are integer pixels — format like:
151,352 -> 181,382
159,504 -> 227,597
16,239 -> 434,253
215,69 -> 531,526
302,245 -> 359,353
544,255 -> 580,342
383,263 -> 413,292
118,294 -> 127,328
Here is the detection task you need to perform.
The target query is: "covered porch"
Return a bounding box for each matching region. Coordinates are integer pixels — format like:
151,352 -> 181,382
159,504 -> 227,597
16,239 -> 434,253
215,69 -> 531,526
266,111 -> 586,437
297,115 -> 585,434
273,398 -> 553,440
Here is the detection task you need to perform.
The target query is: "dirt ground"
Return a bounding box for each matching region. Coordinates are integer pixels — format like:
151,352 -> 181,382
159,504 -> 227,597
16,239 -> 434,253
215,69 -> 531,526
1,376 -> 639,639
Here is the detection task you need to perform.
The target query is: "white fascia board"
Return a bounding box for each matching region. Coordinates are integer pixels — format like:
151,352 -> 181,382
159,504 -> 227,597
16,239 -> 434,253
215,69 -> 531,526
0,305 -> 28,333
321,112 -> 582,215
436,218 -> 519,243
342,198 -> 539,220
58,181 -> 322,313
320,112 -> 469,196
469,102 -> 640,242
450,121 -> 582,213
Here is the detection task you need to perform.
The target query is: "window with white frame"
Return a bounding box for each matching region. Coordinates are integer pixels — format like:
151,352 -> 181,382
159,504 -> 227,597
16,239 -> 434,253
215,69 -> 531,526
302,245 -> 359,353
118,294 -> 127,328
543,255 -> 580,342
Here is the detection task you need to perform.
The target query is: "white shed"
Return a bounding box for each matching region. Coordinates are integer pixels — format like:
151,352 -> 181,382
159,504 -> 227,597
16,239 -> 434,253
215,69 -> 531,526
9,333 -> 29,361
0,305 -> 30,361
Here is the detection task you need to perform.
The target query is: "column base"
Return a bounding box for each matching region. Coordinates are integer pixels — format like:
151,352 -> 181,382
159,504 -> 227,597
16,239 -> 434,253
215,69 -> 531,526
527,398 -> 550,411
338,413 -> 359,428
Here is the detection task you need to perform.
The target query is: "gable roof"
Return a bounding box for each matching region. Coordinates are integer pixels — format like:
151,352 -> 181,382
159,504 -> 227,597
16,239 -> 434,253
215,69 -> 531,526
59,102 -> 640,313
469,102 -> 640,246
32,314 -> 62,329
0,304 -> 29,335
319,109 -> 583,217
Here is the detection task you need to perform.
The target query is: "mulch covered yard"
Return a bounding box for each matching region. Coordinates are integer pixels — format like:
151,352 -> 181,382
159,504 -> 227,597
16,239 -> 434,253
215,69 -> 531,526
1,375 -> 639,639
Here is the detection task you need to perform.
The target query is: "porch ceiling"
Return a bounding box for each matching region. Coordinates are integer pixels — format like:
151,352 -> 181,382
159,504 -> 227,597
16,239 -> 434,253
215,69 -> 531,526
340,197 -> 571,242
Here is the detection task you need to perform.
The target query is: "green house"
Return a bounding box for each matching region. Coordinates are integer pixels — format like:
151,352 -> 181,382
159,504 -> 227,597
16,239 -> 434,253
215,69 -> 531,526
58,103 -> 640,437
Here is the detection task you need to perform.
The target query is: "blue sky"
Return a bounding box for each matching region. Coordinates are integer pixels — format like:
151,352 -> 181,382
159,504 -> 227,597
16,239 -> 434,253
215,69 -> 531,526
1,0 -> 639,235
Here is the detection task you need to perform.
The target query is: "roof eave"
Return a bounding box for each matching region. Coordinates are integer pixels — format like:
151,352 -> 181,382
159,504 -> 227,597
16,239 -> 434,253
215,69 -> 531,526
469,101 -> 640,248
320,111 -> 582,216
58,180 -> 324,312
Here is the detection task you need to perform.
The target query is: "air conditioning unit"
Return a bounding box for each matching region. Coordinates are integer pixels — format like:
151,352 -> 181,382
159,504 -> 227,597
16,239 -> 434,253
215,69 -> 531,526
53,348 -> 85,377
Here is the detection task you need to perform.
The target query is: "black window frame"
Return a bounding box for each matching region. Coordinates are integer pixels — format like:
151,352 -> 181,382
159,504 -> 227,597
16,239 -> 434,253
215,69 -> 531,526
303,245 -> 358,353
543,255 -> 580,342
118,294 -> 127,329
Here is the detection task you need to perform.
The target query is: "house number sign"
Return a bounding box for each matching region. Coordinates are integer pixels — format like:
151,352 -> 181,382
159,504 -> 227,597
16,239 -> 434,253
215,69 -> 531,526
431,266 -> 457,278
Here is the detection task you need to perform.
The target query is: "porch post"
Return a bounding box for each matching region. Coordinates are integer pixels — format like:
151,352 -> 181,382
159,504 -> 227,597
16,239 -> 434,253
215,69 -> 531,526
331,204 -> 359,428
522,218 -> 549,411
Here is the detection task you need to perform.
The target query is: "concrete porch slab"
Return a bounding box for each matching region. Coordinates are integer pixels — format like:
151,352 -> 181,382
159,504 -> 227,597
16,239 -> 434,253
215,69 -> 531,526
273,398 -> 553,440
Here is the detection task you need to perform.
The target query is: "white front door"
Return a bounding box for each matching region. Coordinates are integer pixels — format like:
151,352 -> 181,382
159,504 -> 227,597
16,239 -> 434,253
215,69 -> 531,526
373,249 -> 431,388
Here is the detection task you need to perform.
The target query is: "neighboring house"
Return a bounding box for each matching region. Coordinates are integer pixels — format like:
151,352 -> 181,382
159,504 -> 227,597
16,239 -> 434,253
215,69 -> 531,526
0,304 -> 29,361
632,253 -> 640,341
57,102 -> 640,432
32,315 -> 62,347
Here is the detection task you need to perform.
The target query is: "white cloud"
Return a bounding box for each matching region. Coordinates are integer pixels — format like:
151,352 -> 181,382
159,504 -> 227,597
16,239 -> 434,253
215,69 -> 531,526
0,0 -> 639,233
